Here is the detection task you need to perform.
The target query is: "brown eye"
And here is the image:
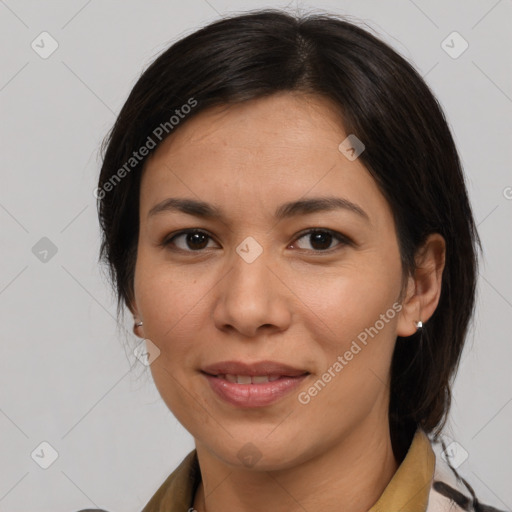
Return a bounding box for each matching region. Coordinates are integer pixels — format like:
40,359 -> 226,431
162,228 -> 350,254
291,229 -> 350,252
163,230 -> 217,251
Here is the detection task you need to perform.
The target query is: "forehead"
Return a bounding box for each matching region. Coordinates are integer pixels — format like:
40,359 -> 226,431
151,92 -> 345,155
139,92 -> 390,225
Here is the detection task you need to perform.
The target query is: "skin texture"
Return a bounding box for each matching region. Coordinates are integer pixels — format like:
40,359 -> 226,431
130,92 -> 446,512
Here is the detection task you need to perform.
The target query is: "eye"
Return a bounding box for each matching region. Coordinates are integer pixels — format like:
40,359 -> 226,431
161,228 -> 351,253
290,228 -> 350,252
162,229 -> 218,252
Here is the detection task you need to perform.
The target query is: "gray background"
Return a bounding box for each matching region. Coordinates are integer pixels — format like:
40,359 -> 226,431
1,0 -> 511,510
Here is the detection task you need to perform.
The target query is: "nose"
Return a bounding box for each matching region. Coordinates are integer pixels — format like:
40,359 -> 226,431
212,247 -> 292,338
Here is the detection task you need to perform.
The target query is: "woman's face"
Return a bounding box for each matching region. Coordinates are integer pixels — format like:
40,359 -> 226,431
133,92 -> 408,469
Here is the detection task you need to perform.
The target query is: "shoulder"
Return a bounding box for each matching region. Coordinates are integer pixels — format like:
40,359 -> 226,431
74,450 -> 199,512
140,449 -> 200,511
426,434 -> 506,512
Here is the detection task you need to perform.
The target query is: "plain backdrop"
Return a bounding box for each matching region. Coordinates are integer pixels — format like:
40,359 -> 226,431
1,0 -> 511,510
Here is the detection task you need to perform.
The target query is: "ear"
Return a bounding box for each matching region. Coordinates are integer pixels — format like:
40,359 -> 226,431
128,298 -> 145,338
396,233 -> 446,337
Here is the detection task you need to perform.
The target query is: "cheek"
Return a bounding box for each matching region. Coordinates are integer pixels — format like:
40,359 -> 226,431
134,256 -> 214,425
295,271 -> 400,421
290,253 -> 402,411
293,257 -> 402,349
133,250 -> 210,358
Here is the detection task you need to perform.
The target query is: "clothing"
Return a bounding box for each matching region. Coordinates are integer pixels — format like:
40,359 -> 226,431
136,428 -> 505,512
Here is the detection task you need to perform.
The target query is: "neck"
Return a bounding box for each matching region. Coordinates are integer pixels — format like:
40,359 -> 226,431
192,418 -> 400,512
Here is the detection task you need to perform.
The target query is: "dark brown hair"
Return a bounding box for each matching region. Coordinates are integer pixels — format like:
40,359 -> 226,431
97,8 -> 481,459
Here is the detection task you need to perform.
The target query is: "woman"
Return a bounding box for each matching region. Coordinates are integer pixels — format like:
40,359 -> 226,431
92,9 -> 504,512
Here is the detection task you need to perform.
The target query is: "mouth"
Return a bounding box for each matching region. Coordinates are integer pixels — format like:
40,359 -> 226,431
201,372 -> 308,383
201,360 -> 309,379
200,361 -> 310,407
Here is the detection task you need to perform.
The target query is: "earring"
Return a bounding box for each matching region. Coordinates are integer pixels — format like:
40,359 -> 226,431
133,320 -> 143,336
415,320 -> 423,330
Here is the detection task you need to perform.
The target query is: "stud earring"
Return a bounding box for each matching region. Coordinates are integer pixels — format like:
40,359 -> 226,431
133,321 -> 143,335
415,320 -> 423,330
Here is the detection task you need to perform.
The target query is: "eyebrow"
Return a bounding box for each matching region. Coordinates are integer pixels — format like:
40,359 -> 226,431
147,196 -> 370,223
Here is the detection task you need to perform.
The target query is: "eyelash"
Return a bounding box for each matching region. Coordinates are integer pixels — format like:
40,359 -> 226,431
160,228 -> 352,254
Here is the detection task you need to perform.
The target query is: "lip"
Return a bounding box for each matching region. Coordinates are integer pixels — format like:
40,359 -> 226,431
203,373 -> 309,408
201,360 -> 308,377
